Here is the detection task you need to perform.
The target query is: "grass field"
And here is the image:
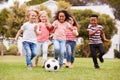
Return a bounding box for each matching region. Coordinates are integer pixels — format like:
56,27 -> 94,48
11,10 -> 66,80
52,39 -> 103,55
0,56 -> 120,80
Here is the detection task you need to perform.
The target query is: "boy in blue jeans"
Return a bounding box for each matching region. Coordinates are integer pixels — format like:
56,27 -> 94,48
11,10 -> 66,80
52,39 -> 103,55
14,9 -> 39,70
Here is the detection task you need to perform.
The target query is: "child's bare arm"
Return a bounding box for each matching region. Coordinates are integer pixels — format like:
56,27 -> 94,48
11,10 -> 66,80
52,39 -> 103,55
14,29 -> 23,41
101,30 -> 110,42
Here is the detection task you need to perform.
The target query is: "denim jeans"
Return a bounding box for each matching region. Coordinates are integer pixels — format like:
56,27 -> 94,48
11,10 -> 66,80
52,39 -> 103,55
23,41 -> 37,66
66,40 -> 76,63
53,39 -> 66,65
36,41 -> 49,63
90,43 -> 105,67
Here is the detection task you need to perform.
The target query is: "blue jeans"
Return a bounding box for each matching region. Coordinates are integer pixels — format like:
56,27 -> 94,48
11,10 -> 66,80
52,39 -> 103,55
66,40 -> 76,63
23,41 -> 37,66
36,41 -> 49,62
53,39 -> 66,65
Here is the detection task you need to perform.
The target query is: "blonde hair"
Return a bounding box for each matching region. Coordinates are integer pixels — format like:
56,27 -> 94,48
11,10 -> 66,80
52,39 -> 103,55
25,9 -> 39,21
38,10 -> 49,22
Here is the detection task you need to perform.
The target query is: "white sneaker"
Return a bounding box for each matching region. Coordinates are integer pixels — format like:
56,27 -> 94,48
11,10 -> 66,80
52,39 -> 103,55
27,65 -> 32,70
63,59 -> 67,64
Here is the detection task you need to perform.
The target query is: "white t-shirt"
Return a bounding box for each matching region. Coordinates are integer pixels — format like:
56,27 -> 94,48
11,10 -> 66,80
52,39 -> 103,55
21,22 -> 37,43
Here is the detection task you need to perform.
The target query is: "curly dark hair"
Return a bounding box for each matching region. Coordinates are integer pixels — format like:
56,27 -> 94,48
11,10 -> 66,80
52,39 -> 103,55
54,10 -> 71,21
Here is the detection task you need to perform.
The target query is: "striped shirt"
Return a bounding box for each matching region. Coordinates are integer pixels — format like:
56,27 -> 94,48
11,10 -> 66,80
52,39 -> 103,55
66,26 -> 77,41
87,24 -> 103,44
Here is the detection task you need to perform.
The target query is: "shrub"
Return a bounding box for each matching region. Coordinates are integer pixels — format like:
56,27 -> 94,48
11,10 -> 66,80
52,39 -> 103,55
6,45 -> 18,55
114,49 -> 120,58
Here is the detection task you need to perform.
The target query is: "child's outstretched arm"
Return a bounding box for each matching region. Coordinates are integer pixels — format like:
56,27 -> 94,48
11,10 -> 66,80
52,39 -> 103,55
101,30 -> 110,42
14,29 -> 23,41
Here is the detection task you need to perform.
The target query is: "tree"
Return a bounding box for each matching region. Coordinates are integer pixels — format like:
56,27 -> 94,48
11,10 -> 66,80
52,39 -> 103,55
71,9 -> 117,57
108,0 -> 120,20
57,0 -> 71,11
5,1 -> 27,38
37,4 -> 52,20
0,8 -> 10,36
27,0 -> 47,5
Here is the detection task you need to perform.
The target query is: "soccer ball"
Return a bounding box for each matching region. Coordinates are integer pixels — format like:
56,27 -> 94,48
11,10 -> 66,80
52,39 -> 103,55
45,58 -> 60,71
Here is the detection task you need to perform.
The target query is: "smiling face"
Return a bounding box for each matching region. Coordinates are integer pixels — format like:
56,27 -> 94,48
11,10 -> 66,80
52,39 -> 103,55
58,12 -> 66,23
90,17 -> 98,26
28,11 -> 37,23
40,13 -> 47,22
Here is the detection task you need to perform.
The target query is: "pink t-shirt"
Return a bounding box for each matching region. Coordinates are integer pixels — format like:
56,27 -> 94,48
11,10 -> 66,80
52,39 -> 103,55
37,22 -> 51,42
52,20 -> 71,40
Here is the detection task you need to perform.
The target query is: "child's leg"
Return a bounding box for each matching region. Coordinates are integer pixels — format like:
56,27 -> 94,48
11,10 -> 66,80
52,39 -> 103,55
30,43 -> 37,60
90,44 -> 99,68
34,42 -> 42,66
98,43 -> 106,63
66,43 -> 72,63
59,40 -> 66,67
42,42 -> 49,67
53,39 -> 60,60
23,41 -> 32,67
71,41 -> 76,64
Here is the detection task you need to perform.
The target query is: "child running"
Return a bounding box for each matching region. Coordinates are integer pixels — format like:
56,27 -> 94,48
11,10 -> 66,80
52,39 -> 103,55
87,14 -> 109,69
52,10 -> 73,68
14,9 -> 39,70
34,11 -> 52,67
65,16 -> 79,68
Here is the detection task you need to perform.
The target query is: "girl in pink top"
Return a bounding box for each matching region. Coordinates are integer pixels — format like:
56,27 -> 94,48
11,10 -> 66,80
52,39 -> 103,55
34,11 -> 52,67
52,10 -> 72,68
65,16 -> 78,68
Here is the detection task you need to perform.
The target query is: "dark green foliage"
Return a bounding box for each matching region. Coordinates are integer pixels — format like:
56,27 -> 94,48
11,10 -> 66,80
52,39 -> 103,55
108,0 -> 120,20
114,49 -> 120,58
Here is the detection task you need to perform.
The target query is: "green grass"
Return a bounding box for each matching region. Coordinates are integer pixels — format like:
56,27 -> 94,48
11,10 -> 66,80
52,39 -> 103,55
0,56 -> 120,80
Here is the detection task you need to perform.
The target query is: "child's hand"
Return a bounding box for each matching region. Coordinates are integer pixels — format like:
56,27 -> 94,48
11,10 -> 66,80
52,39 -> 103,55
14,37 -> 18,41
96,27 -> 102,31
54,24 -> 58,29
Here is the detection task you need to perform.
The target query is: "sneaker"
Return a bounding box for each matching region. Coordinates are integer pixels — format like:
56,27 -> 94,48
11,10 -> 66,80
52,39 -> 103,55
27,64 -> 32,70
99,55 -> 104,63
94,64 -> 100,69
63,59 -> 67,64
59,64 -> 63,68
42,60 -> 46,68
65,62 -> 73,68
65,62 -> 69,68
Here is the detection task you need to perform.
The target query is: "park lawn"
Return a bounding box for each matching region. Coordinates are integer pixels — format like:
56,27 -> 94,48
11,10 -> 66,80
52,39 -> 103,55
0,56 -> 120,80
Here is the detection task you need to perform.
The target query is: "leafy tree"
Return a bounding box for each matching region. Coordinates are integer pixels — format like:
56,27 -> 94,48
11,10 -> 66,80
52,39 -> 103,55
108,0 -> 120,20
57,0 -> 71,11
37,4 -> 52,20
71,9 -> 117,57
27,0 -> 47,5
5,1 -> 27,38
0,8 -> 10,36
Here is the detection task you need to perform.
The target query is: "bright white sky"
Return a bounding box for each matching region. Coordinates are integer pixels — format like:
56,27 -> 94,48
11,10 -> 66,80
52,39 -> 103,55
0,0 -> 30,10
